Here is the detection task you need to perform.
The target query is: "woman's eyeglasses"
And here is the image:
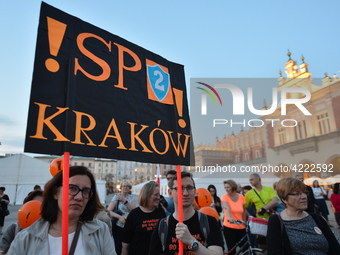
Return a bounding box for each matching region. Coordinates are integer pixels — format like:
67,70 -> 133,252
287,190 -> 309,197
68,184 -> 93,199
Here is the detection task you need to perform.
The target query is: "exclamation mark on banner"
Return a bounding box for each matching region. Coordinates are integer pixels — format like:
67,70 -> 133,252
172,88 -> 186,128
45,17 -> 67,73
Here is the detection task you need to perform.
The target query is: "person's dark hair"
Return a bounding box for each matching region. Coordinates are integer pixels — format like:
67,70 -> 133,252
41,166 -> 99,223
334,183 -> 340,195
0,186 -> 6,191
207,184 -> 218,202
34,185 -> 42,190
169,171 -> 195,189
23,190 -> 43,204
242,185 -> 252,191
166,170 -> 177,177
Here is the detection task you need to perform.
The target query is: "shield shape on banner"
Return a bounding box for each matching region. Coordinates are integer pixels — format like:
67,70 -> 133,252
147,64 -> 170,102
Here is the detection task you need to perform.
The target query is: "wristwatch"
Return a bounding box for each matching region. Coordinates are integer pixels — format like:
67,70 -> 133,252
124,200 -> 128,205
189,239 -> 199,252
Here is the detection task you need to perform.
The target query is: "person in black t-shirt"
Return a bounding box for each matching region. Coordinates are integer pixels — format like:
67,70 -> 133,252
121,181 -> 165,255
149,172 -> 224,255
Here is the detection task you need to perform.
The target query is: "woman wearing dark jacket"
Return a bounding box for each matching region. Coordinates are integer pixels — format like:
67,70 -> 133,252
267,177 -> 340,255
208,184 -> 222,214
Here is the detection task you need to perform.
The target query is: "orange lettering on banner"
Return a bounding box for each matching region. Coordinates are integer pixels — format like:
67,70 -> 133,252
71,111 -> 96,146
99,118 -> 127,150
74,33 -> 111,81
29,103 -> 190,157
149,122 -> 169,155
114,43 -> 142,90
127,122 -> 152,153
45,17 -> 67,73
167,131 -> 190,157
30,103 -> 69,141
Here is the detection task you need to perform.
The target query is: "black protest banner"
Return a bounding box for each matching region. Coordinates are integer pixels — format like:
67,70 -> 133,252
24,2 -> 193,166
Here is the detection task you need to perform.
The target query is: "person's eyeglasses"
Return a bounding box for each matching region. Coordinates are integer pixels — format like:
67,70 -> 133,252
68,184 -> 93,199
171,186 -> 196,193
121,185 -> 130,188
166,177 -> 172,181
287,190 -> 309,197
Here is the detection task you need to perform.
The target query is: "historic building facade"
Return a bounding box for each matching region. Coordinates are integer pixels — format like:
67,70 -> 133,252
194,52 -> 340,178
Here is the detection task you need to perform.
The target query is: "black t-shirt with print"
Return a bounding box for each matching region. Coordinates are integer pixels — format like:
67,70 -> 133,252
149,211 -> 224,255
121,206 -> 165,255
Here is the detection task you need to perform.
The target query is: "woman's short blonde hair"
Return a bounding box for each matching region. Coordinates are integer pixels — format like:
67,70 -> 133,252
121,181 -> 132,189
223,179 -> 237,192
276,177 -> 306,206
138,181 -> 159,207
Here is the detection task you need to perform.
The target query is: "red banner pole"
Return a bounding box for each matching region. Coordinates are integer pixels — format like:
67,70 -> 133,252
176,165 -> 183,255
62,152 -> 70,255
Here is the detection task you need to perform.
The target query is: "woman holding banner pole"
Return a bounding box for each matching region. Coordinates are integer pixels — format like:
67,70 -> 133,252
7,166 -> 116,255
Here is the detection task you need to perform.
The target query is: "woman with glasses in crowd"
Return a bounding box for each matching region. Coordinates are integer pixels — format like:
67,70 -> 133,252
108,181 -> 136,255
221,179 -> 247,255
8,166 -> 116,255
121,181 -> 165,255
267,177 -> 340,255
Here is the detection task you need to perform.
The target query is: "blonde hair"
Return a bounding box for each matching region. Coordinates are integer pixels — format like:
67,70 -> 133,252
121,180 -> 132,189
138,181 -> 159,207
223,179 -> 237,192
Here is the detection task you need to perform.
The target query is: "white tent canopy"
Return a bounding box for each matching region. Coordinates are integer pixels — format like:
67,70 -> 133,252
324,175 -> 340,184
0,154 -> 106,205
304,176 -> 332,186
132,164 -> 281,198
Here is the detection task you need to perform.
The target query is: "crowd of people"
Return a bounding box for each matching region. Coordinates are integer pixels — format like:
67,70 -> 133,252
0,167 -> 340,254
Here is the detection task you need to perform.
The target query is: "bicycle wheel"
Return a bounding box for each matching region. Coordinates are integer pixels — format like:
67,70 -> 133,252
243,248 -> 265,255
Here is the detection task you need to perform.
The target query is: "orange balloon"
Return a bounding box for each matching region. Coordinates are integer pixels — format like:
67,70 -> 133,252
50,158 -> 64,176
194,188 -> 212,209
200,207 -> 220,222
18,201 -> 42,229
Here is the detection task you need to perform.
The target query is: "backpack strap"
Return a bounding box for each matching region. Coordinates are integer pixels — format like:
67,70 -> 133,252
158,215 -> 170,252
197,211 -> 210,247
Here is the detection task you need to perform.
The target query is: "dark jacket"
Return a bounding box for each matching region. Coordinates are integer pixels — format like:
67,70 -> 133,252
267,213 -> 340,255
214,195 -> 222,214
306,185 -> 317,213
